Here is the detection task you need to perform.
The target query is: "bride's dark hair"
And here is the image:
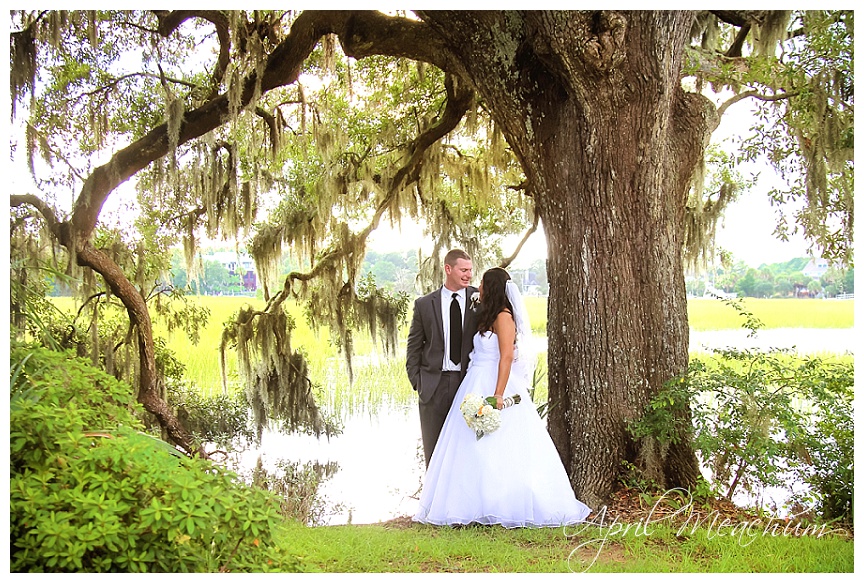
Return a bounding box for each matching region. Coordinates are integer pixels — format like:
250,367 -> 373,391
476,267 -> 515,335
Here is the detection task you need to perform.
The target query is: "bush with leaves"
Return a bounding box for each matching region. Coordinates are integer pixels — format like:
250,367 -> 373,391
631,348 -> 853,524
790,365 -> 854,523
629,299 -> 854,525
10,343 -> 299,572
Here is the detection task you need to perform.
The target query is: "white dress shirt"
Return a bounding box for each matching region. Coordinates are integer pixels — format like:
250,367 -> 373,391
441,287 -> 466,371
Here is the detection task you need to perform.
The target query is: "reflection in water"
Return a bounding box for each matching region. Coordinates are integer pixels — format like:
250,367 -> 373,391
239,401 -> 426,525
248,458 -> 342,526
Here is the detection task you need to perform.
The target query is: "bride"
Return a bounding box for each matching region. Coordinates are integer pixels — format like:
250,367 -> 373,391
413,267 -> 591,527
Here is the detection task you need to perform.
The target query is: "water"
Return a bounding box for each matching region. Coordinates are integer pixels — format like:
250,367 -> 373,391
240,402 -> 426,525
239,328 -> 855,525
689,327 -> 857,355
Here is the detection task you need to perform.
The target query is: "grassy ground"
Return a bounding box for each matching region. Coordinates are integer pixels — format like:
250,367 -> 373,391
685,297 -> 854,330
279,522 -> 853,573
276,491 -> 854,573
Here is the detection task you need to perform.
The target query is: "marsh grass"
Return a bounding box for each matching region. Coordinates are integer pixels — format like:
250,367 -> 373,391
51,295 -> 416,414
687,298 -> 853,330
523,296 -> 548,334
50,296 -> 852,400
276,518 -> 853,573
512,297 -> 854,335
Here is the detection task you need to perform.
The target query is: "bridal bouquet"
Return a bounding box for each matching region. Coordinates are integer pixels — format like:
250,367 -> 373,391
460,393 -> 521,440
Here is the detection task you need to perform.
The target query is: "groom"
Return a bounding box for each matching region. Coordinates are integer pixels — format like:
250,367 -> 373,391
406,249 -> 479,467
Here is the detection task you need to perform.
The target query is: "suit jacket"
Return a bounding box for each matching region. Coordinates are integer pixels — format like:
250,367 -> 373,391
406,285 -> 479,403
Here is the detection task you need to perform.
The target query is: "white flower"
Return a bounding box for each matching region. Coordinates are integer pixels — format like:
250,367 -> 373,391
460,393 -> 522,439
460,393 -> 505,439
470,291 -> 480,310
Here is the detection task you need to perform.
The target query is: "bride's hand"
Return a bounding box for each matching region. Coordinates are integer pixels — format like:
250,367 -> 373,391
494,394 -> 504,409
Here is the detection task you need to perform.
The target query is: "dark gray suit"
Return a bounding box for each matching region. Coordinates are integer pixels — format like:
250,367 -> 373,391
406,285 -> 479,467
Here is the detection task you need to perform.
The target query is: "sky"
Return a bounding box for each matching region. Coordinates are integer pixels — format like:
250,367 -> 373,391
368,126 -> 815,270
705,94 -> 813,267
368,204 -> 811,271
7,103 -> 815,272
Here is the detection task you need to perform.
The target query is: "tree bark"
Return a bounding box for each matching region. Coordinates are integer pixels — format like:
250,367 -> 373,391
76,244 -> 208,457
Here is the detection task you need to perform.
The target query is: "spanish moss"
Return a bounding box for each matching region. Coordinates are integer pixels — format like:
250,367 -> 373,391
220,304 -> 335,442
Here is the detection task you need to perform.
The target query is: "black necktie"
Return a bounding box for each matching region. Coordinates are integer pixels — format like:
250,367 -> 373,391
450,292 -> 462,365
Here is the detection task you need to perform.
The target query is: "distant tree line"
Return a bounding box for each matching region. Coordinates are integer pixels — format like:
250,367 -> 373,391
360,250 -> 419,294
167,250 -> 251,296
163,249 -> 421,297
361,252 -> 551,296
687,257 -> 854,299
51,248 -> 850,301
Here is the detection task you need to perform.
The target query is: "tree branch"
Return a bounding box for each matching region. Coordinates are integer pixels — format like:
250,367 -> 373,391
73,291 -> 108,324
13,186 -> 209,456
25,123 -> 87,184
22,9 -> 463,456
716,89 -> 798,118
710,10 -> 767,29
74,72 -> 199,103
154,10 -> 232,96
319,10 -> 458,74
66,11 -> 454,247
388,73 -> 474,193
724,23 -> 751,58
255,106 -> 279,154
499,211 -> 540,269
75,241 -> 209,458
68,14 -> 313,243
266,71 -> 473,313
10,194 -> 63,239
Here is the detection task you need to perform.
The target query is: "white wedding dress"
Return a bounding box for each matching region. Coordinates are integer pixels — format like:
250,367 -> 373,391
413,331 -> 592,528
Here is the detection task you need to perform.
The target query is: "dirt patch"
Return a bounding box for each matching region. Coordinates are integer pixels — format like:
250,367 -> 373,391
376,515 -> 416,529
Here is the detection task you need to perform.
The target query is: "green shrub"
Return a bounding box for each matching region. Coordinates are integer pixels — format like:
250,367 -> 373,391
630,299 -> 854,525
9,344 -> 299,572
790,367 -> 854,523
630,348 -> 854,525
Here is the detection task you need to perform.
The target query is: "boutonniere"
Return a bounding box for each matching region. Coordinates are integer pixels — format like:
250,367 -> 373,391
469,291 -> 480,311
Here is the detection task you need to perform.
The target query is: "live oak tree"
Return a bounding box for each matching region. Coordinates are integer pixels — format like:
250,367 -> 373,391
9,10 -> 852,507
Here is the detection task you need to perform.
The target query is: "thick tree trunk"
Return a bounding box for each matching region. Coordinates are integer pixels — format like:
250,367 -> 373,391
11,195 -> 206,457
417,10 -> 708,508
530,16 -> 708,508
536,87 -> 704,507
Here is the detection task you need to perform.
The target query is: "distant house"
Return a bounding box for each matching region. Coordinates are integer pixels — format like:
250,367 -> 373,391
515,269 -> 545,297
204,252 -> 257,291
802,257 -> 830,280
703,284 -> 737,300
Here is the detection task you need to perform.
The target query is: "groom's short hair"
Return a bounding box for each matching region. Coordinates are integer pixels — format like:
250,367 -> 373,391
444,249 -> 471,266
